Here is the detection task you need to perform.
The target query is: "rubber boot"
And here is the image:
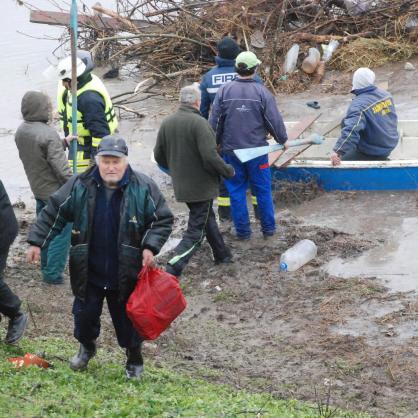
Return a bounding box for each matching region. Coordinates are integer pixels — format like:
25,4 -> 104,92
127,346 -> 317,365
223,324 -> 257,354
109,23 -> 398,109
218,205 -> 232,222
5,311 -> 28,345
125,347 -> 144,380
69,342 -> 96,371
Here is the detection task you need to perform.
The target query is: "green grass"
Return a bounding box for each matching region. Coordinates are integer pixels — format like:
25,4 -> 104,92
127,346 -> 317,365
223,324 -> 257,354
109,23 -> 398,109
0,337 -> 370,418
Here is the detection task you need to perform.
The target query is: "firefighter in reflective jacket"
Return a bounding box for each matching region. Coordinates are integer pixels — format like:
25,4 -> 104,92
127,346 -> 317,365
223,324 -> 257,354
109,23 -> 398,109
56,51 -> 118,173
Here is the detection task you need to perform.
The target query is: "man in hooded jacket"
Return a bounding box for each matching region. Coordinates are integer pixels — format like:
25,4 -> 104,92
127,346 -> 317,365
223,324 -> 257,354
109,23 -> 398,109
15,91 -> 72,284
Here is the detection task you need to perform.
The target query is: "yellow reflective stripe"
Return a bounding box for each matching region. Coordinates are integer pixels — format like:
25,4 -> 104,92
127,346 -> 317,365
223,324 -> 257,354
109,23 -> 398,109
251,195 -> 258,205
91,137 -> 102,147
69,152 -> 91,173
218,197 -> 231,206
69,151 -> 91,161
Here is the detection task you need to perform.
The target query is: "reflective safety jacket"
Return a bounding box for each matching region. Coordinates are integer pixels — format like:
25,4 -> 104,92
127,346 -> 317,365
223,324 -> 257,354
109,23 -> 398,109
57,73 -> 118,172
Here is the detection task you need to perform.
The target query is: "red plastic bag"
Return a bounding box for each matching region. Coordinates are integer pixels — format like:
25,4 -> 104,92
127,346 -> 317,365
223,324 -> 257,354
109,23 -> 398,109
126,266 -> 187,340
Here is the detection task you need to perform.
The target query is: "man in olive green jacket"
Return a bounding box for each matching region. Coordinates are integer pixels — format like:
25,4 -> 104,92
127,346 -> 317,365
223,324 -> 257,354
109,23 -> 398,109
15,91 -> 72,284
154,84 -> 235,277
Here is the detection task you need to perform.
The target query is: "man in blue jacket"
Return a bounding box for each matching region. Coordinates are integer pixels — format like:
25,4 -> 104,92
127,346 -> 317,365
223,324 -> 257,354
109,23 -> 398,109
331,67 -> 399,165
210,51 -> 288,240
200,37 -> 260,221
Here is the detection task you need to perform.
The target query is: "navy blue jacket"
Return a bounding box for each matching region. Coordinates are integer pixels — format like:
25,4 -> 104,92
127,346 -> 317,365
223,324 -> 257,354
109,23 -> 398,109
333,86 -> 399,157
209,78 -> 288,152
88,168 -> 126,289
199,57 -> 262,119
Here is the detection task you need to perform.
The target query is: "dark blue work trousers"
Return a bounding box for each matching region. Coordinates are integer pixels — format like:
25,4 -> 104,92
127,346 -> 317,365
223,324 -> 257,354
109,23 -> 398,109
342,148 -> 389,161
0,248 -> 21,318
223,153 -> 275,238
72,282 -> 142,349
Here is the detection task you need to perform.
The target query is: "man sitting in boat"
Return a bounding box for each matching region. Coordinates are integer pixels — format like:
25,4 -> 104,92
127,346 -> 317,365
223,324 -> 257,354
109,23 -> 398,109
331,67 -> 399,166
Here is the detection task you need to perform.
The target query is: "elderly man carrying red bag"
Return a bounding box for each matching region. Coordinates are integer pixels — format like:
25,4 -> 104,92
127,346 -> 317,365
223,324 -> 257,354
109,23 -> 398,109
27,135 -> 174,380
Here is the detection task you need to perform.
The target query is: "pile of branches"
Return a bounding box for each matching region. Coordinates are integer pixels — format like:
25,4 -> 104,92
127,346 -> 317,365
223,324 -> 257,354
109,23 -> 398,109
37,0 -> 418,94
272,179 -> 323,206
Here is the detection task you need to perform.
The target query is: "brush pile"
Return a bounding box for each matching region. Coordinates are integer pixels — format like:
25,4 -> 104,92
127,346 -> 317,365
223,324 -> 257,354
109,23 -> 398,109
272,179 -> 323,205
40,0 -> 418,93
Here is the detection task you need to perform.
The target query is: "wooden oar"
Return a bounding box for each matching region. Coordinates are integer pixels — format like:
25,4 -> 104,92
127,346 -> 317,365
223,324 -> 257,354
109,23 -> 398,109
275,117 -> 342,168
269,113 -> 321,166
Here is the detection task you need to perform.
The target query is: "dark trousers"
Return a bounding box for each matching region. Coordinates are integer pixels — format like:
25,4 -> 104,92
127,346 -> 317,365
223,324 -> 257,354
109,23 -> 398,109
342,148 -> 389,161
218,179 -> 259,221
72,283 -> 142,349
168,200 -> 231,276
0,249 -> 21,318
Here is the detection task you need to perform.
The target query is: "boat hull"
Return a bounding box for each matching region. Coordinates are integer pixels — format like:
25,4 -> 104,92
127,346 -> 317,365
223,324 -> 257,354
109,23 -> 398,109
272,161 -> 418,191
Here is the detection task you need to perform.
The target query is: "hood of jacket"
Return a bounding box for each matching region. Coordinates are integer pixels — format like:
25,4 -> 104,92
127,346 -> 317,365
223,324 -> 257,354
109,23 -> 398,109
21,91 -> 51,123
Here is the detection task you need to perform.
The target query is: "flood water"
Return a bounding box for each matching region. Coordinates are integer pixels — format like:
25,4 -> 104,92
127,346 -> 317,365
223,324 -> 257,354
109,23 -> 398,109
294,191 -> 418,294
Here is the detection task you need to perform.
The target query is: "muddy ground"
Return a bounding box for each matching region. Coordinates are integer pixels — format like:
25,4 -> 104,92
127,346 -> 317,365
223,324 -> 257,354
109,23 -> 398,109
3,188 -> 418,418
2,60 -> 418,417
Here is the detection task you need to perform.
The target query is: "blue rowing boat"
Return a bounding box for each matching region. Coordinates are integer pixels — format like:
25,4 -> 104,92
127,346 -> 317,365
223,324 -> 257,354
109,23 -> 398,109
272,120 -> 418,191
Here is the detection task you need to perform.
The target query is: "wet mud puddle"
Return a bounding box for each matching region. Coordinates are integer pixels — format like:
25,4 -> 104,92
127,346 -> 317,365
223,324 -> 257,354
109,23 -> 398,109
326,217 -> 418,344
293,192 -> 418,346
326,217 -> 418,293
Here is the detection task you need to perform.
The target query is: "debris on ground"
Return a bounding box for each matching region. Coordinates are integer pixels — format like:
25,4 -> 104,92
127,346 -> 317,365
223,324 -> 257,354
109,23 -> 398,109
273,179 -> 323,206
26,0 -> 418,97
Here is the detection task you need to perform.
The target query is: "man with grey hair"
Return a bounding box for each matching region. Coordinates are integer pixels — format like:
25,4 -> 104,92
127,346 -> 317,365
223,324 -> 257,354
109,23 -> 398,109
27,134 -> 173,379
154,84 -> 235,277
180,83 -> 201,104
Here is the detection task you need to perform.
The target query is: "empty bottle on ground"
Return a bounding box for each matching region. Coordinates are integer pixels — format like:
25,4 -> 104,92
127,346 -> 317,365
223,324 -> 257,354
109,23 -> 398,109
280,239 -> 317,272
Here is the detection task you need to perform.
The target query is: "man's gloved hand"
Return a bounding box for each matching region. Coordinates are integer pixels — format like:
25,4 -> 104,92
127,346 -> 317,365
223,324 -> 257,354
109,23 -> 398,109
330,152 -> 341,166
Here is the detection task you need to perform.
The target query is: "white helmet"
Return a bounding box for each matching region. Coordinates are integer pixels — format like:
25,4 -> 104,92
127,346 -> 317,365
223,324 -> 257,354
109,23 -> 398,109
77,50 -> 94,73
56,56 -> 86,80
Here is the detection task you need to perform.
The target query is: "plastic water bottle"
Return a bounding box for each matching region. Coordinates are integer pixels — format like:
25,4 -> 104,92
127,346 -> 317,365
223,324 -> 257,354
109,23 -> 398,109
280,239 -> 317,272
322,40 -> 339,62
283,44 -> 300,74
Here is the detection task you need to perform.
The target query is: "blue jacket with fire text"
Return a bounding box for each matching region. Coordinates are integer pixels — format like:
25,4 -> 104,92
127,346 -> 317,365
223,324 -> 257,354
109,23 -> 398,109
199,56 -> 262,119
